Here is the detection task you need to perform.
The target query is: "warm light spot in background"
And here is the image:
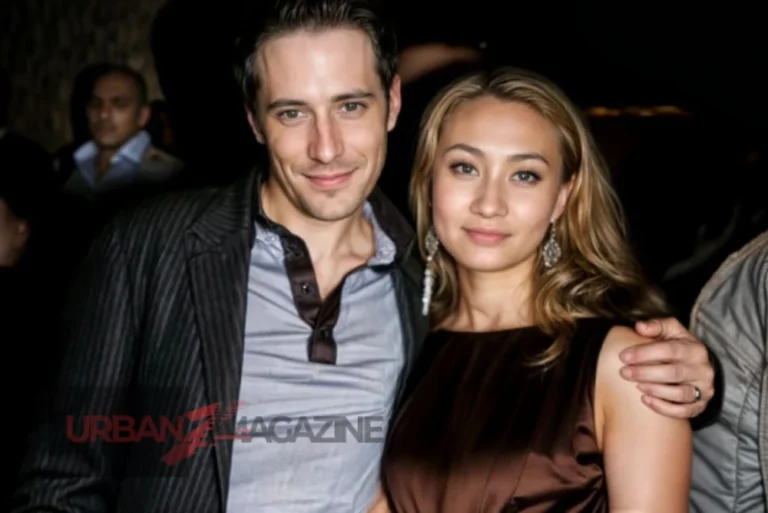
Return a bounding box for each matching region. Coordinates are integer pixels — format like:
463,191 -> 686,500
586,106 -> 690,117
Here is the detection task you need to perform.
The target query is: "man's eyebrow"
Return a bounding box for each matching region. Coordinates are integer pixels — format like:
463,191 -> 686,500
266,89 -> 375,112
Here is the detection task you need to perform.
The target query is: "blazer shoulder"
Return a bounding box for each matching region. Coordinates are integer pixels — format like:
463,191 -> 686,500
109,185 -> 220,242
111,168 -> 255,246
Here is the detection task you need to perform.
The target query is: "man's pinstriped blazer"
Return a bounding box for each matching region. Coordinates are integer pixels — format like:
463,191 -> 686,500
11,167 -> 428,513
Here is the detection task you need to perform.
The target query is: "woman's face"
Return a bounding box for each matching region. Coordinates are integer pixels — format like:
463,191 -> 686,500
431,95 -> 572,275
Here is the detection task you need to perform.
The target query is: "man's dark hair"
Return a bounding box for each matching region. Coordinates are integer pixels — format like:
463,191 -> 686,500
91,64 -> 149,106
232,0 -> 398,115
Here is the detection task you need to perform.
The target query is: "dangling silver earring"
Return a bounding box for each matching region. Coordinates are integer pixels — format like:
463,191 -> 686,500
422,227 -> 439,316
542,222 -> 561,269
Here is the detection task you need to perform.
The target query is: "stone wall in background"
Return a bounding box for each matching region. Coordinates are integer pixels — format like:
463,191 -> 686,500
0,0 -> 166,151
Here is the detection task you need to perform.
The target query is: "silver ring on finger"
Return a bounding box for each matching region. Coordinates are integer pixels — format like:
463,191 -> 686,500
693,385 -> 702,402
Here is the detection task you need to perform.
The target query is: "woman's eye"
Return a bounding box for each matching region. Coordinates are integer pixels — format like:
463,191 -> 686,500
513,171 -> 540,183
450,163 -> 476,175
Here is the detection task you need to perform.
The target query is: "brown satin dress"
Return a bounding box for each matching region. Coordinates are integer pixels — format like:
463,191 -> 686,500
382,317 -> 619,513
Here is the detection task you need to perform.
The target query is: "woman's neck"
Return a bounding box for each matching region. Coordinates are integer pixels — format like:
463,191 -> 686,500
447,258 -> 535,333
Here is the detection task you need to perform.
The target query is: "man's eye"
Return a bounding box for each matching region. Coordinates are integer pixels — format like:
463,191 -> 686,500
278,110 -> 301,120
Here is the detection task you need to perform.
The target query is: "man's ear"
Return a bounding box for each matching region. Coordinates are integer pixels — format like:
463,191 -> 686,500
386,74 -> 402,132
138,105 -> 152,128
245,105 -> 265,144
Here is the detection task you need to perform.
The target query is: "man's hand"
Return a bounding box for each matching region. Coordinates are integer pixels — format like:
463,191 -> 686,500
619,317 -> 714,418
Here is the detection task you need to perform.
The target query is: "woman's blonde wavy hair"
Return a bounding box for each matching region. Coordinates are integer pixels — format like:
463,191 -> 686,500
410,66 -> 670,366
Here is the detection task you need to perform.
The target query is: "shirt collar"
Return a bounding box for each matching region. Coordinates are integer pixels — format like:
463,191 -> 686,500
74,130 -> 151,168
252,169 -> 398,266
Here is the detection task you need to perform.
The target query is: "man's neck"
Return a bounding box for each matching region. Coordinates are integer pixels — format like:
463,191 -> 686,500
260,180 -> 373,264
95,148 -> 117,180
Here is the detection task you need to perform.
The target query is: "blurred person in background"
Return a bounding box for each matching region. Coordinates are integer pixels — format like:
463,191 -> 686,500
0,126 -> 63,511
58,63 -> 184,203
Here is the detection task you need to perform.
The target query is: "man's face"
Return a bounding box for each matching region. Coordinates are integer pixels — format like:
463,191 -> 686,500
86,73 -> 150,150
248,28 -> 401,223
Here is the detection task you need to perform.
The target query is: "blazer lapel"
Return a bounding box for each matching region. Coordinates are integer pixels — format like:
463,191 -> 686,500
366,187 -> 428,408
184,170 -> 256,510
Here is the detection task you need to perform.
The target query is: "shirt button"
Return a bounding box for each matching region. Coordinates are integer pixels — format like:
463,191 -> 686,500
300,283 -> 312,295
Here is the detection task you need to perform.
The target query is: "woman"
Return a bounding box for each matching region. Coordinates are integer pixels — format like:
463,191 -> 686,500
377,67 -> 692,512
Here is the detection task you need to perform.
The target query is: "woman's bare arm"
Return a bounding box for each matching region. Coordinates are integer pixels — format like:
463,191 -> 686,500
367,483 -> 392,513
595,326 -> 692,513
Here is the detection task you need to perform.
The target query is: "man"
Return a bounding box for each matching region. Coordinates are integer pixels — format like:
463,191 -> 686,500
59,64 -> 184,202
12,1 -> 716,512
689,230 -> 767,512
58,64 -> 186,270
